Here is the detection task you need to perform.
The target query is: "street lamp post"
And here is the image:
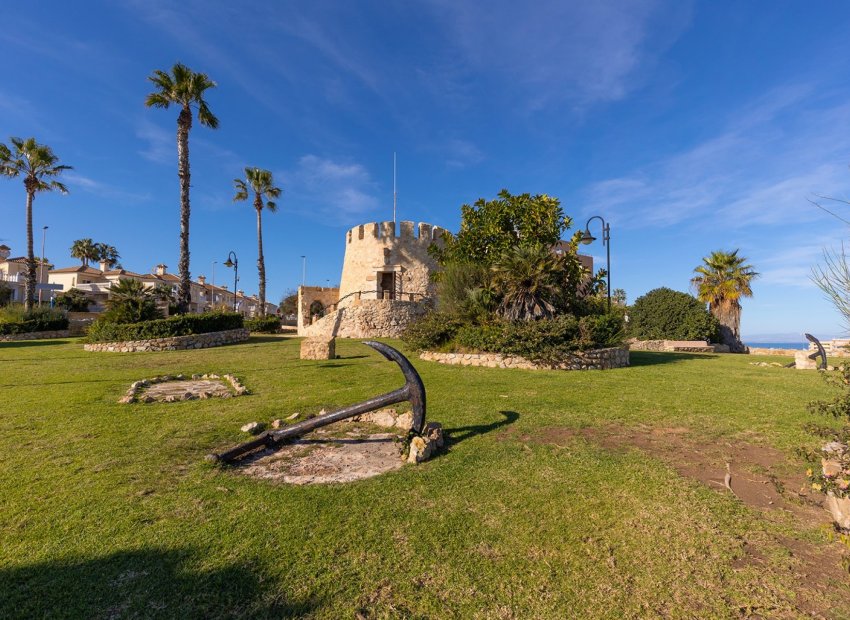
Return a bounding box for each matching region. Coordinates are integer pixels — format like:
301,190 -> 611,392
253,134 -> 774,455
580,216 -> 611,312
223,251 -> 239,312
38,226 -> 48,306
301,255 -> 306,286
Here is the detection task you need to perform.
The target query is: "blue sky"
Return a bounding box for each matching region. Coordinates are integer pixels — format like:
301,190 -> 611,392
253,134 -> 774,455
1,1 -> 849,340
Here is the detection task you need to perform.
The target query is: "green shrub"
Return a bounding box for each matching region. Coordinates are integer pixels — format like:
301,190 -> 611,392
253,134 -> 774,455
402,311 -> 464,351
101,279 -> 162,324
407,312 -> 624,362
628,287 -> 719,341
245,315 -> 280,333
86,312 -> 243,343
0,305 -> 69,335
55,288 -> 94,312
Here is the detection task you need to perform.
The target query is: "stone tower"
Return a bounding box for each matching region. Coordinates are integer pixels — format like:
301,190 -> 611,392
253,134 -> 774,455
337,220 -> 446,307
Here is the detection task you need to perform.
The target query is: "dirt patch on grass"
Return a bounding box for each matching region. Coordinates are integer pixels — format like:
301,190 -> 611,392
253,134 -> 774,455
523,424 -> 822,519
507,424 -> 850,614
239,427 -> 405,484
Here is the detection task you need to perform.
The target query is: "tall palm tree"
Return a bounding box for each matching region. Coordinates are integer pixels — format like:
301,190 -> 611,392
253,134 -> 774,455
94,242 -> 121,269
233,168 -> 281,317
144,62 -> 218,312
691,249 -> 758,352
71,238 -> 98,266
0,137 -> 71,311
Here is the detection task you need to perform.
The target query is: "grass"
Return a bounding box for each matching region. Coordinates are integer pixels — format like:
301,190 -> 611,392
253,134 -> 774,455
1,336 -> 848,618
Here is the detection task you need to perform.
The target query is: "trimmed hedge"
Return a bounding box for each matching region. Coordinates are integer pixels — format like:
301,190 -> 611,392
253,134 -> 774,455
0,308 -> 69,335
403,312 -> 624,363
628,287 -> 719,341
245,316 -> 281,333
86,312 -> 244,343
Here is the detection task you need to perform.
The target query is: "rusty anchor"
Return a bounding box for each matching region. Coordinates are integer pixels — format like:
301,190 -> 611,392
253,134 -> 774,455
206,340 -> 426,464
805,333 -> 828,370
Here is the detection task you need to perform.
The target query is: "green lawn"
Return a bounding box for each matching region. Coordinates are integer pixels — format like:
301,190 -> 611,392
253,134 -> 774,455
1,336 -> 847,618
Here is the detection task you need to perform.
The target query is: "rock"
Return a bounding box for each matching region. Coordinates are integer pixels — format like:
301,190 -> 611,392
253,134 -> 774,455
300,337 -> 336,360
826,492 -> 850,530
425,422 -> 444,448
241,422 -> 264,435
407,436 -> 432,463
286,412 -> 300,420
795,350 -> 817,370
823,457 -> 843,478
395,411 -> 413,429
142,395 -> 155,403
824,441 -> 848,455
271,419 -> 283,429
118,396 -> 134,404
183,392 -> 195,400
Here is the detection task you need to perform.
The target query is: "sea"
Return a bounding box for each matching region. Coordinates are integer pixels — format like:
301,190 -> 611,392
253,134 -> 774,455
745,342 -> 809,350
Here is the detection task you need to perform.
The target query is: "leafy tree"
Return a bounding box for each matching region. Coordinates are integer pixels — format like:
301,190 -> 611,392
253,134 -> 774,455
0,282 -> 11,306
629,287 -> 719,342
433,189 -> 573,266
94,243 -> 120,269
145,63 -> 219,312
435,260 -> 494,322
691,250 -> 757,352
55,288 -> 94,312
233,167 -> 281,317
103,278 -> 161,324
279,290 -> 297,316
0,137 -> 71,311
70,238 -> 98,266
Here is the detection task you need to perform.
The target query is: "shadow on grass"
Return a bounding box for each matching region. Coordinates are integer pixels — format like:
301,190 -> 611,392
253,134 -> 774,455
0,339 -> 73,349
628,351 -> 717,367
0,548 -> 321,619
444,410 -> 519,447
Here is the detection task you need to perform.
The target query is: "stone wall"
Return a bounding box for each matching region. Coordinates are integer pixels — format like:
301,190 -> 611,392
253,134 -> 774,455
83,328 -> 249,352
338,221 -> 445,305
628,339 -> 717,353
0,329 -> 70,342
419,347 -> 630,371
296,286 -> 340,334
301,299 -> 430,339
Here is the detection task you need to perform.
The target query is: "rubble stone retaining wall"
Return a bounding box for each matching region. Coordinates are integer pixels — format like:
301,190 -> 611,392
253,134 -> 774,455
83,328 -> 249,352
301,299 -> 430,339
419,347 -> 629,370
0,329 -> 70,342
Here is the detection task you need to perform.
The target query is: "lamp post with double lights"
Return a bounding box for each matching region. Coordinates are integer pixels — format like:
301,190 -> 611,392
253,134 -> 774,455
223,251 -> 239,312
580,216 -> 611,312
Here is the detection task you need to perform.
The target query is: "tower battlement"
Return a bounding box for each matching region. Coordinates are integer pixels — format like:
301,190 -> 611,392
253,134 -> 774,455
346,220 -> 447,246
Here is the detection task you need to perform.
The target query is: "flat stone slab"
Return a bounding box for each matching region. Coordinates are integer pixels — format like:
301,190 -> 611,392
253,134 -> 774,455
239,429 -> 405,484
144,379 -> 233,401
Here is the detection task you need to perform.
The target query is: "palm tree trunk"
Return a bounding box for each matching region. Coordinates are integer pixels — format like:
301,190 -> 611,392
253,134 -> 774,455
176,106 -> 192,313
713,299 -> 744,352
24,188 -> 35,312
256,196 -> 266,317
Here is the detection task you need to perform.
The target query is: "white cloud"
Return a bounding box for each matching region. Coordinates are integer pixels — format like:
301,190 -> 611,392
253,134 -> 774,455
430,0 -> 691,107
63,172 -> 150,203
444,139 -> 484,169
136,120 -> 172,165
281,155 -> 381,222
582,84 -> 850,231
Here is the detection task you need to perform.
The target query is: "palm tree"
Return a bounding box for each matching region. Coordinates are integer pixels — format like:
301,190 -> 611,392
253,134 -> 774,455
691,249 -> 758,352
94,243 -> 121,269
71,238 -> 98,266
0,137 -> 71,311
491,244 -> 561,321
233,168 -> 281,317
144,63 -> 218,312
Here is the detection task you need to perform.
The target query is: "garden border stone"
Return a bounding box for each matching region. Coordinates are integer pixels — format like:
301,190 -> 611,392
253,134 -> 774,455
419,346 -> 629,370
84,328 -> 249,352
0,329 -> 70,342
